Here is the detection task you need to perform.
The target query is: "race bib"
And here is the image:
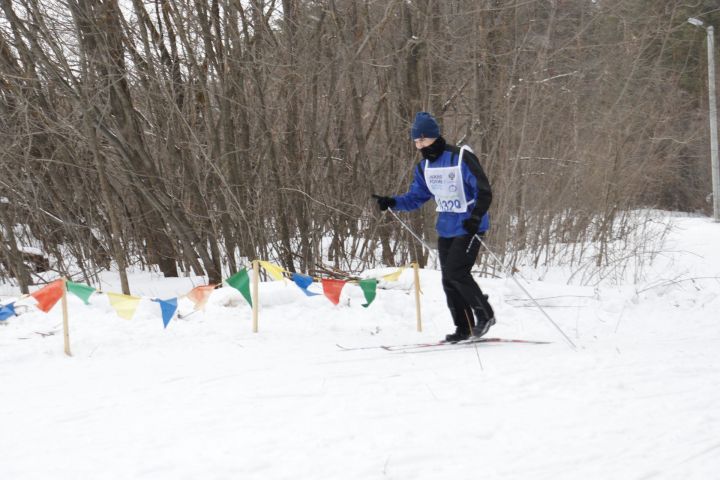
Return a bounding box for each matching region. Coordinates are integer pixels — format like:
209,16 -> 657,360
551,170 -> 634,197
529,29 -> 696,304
424,147 -> 469,213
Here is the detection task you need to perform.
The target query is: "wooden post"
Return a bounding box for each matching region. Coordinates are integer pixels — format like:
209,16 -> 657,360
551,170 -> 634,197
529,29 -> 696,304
252,260 -> 259,333
413,263 -> 422,332
61,278 -> 71,356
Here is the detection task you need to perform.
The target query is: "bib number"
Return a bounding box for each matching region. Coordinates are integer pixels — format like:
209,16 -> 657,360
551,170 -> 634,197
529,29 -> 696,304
437,198 -> 463,212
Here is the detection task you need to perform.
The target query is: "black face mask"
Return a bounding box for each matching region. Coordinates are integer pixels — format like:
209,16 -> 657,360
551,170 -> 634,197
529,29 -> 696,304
420,136 -> 446,161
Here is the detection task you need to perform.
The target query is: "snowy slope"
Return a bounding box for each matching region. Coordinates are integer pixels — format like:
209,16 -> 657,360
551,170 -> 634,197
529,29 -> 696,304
1,214 -> 719,480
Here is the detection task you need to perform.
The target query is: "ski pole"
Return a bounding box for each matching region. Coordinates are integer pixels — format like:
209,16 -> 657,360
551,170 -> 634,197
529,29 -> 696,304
387,207 -> 483,367
474,234 -> 577,350
387,208 -> 439,264
386,206 -> 575,348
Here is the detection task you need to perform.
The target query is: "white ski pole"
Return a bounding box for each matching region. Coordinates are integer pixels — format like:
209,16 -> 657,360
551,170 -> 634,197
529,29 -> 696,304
387,207 -> 575,348
388,207 -> 483,367
387,208 -> 439,264
474,234 -> 577,350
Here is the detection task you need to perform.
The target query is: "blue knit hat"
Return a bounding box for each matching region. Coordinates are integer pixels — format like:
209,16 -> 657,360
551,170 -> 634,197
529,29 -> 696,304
410,112 -> 440,140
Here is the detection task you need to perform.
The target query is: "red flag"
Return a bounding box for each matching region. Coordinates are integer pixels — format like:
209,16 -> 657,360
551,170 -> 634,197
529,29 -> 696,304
321,278 -> 346,305
187,284 -> 216,310
30,279 -> 65,313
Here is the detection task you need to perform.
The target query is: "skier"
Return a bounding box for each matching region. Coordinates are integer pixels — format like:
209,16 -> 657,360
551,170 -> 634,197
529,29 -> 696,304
374,112 -> 495,342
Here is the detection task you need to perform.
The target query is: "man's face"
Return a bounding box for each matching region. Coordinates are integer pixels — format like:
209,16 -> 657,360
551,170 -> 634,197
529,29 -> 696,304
413,137 -> 436,150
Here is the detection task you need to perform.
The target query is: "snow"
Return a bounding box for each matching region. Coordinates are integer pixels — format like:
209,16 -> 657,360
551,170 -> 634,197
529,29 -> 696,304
1,214 -> 719,479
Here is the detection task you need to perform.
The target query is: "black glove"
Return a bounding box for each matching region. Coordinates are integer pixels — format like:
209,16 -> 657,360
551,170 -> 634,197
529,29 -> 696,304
372,194 -> 396,211
463,215 -> 482,233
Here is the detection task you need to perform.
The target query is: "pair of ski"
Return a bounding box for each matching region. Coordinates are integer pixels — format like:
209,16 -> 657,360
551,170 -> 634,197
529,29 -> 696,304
337,337 -> 550,353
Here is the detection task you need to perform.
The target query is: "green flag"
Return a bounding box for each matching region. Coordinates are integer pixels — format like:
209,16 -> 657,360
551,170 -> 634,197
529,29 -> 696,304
66,281 -> 96,304
225,268 -> 252,306
359,279 -> 378,308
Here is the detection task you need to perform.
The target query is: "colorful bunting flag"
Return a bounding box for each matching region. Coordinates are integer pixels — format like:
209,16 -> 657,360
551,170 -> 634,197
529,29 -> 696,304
259,261 -> 286,282
153,298 -> 178,328
322,278 -> 346,305
225,269 -> 252,306
106,292 -> 142,320
66,281 -> 96,304
381,267 -> 405,282
30,279 -> 65,313
10,265 -> 399,327
0,302 -> 16,321
359,279 -> 378,308
186,285 -> 216,310
292,273 -> 320,296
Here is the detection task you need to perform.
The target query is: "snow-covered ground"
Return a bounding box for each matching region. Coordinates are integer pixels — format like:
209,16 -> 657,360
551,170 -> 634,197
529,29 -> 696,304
1,214 -> 719,479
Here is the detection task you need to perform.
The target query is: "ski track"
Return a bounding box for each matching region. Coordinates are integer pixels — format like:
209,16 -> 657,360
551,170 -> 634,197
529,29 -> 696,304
1,215 -> 719,479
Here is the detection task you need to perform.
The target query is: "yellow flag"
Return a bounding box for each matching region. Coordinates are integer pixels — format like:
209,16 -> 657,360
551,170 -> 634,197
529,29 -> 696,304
381,267 -> 406,282
259,261 -> 286,282
106,292 -> 142,320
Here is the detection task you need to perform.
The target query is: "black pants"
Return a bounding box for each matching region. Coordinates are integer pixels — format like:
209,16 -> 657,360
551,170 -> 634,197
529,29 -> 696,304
437,234 -> 494,333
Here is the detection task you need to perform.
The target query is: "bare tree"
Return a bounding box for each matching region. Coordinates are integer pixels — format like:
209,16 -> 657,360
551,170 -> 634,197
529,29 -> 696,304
0,0 -> 714,289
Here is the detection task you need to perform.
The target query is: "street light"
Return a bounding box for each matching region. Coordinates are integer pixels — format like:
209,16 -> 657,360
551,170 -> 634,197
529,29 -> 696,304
688,17 -> 720,222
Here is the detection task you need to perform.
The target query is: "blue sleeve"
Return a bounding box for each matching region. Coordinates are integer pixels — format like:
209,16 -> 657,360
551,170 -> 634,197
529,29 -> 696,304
393,163 -> 433,211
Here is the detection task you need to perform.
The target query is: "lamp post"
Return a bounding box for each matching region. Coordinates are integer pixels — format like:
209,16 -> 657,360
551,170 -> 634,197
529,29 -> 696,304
688,17 -> 720,222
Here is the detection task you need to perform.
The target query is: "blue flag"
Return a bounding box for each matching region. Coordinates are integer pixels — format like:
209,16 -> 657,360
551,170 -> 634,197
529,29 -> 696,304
0,302 -> 16,321
292,273 -> 320,296
152,298 -> 178,328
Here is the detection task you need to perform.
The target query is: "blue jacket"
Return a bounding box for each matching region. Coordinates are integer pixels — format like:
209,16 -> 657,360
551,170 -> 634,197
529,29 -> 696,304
393,143 -> 492,238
